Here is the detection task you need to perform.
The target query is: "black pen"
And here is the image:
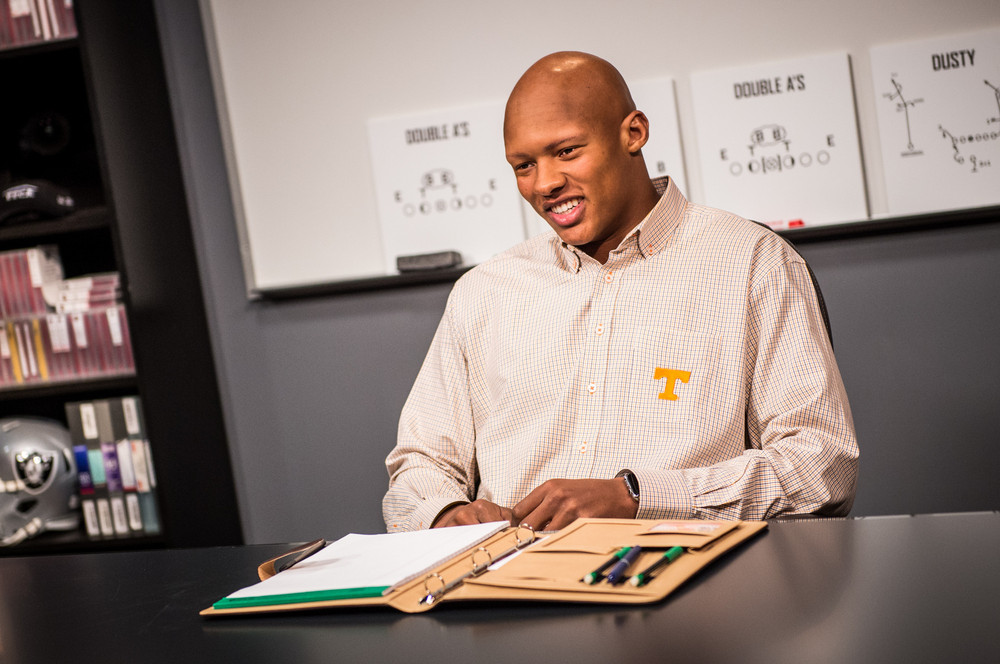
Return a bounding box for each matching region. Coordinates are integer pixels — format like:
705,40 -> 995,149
605,545 -> 642,585
629,546 -> 684,587
583,546 -> 631,584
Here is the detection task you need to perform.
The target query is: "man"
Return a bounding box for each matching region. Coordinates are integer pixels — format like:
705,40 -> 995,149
383,52 -> 858,532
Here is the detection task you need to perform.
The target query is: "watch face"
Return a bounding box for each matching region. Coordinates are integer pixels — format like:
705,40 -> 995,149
619,471 -> 640,501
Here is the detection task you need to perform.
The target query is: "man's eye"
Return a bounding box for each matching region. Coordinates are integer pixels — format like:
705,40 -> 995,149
514,162 -> 533,172
558,147 -> 577,157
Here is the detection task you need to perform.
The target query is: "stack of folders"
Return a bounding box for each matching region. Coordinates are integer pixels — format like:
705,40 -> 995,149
0,246 -> 135,388
0,0 -> 77,50
65,397 -> 161,541
203,518 -> 767,616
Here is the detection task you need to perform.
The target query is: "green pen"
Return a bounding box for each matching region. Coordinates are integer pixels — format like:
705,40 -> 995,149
583,546 -> 632,584
629,546 -> 685,587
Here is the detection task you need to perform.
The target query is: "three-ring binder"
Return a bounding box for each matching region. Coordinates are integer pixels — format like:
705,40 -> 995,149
420,524 -> 537,606
202,518 -> 767,617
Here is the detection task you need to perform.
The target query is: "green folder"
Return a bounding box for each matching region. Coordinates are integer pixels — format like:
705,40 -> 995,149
213,585 -> 389,610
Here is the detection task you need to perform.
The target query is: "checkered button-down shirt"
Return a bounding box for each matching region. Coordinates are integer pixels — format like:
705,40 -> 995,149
384,178 -> 858,531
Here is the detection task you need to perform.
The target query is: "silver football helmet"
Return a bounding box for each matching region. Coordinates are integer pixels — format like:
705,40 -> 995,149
0,417 -> 80,546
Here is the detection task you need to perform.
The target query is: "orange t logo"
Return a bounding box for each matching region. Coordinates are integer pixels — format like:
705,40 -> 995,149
654,367 -> 691,401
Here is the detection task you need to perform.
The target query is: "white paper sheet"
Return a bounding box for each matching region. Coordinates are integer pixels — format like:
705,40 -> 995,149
224,521 -> 508,601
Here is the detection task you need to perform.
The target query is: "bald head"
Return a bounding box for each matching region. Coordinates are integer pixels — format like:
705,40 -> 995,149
502,52 -> 659,264
504,52 -> 636,140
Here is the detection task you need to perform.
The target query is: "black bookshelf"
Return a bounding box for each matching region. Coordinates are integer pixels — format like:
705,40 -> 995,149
0,0 -> 243,553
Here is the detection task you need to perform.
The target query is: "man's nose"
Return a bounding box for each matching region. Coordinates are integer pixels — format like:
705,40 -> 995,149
534,160 -> 565,197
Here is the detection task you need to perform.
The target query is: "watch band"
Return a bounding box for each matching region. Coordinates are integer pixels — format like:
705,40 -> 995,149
615,469 -> 640,503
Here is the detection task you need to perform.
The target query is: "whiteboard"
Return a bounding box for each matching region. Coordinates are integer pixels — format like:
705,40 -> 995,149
198,0 -> 1000,295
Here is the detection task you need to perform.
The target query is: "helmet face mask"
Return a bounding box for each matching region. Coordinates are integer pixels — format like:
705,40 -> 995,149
0,418 -> 80,546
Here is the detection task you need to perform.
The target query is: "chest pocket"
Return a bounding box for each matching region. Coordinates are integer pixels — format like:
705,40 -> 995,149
624,327 -> 720,432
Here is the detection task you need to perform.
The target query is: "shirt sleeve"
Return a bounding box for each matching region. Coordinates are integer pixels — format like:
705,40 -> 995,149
383,301 -> 478,531
634,256 -> 859,521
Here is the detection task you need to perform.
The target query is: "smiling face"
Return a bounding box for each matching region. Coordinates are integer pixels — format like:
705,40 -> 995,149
503,53 -> 658,263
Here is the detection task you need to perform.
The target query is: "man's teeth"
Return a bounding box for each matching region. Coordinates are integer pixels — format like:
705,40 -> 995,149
552,199 -> 581,214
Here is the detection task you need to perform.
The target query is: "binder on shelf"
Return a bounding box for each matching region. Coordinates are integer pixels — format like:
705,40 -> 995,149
65,400 -> 115,539
100,304 -> 134,375
5,318 -> 47,384
0,247 -> 63,318
4,321 -> 27,383
93,399 -> 132,537
0,245 -> 135,388
50,273 -> 122,316
1,309 -> 134,386
129,436 -> 160,535
0,1 -> 9,46
70,439 -> 101,538
108,396 -> 160,535
68,312 -> 96,377
0,327 -> 13,386
203,518 -> 767,616
40,313 -> 73,381
65,396 -> 160,540
0,0 -> 77,50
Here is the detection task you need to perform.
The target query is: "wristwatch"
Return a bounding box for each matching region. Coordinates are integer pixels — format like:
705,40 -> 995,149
615,469 -> 640,504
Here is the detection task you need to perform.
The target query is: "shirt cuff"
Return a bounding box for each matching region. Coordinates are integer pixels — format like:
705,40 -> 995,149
633,469 -> 695,520
395,497 -> 469,532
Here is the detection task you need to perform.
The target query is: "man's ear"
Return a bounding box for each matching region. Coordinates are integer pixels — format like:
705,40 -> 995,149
621,110 -> 650,154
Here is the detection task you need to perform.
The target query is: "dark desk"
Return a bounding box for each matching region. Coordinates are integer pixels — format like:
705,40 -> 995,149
1,512 -> 997,663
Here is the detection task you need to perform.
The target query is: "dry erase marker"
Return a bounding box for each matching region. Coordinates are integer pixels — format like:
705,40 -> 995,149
583,546 -> 631,584
629,546 -> 684,587
605,546 -> 642,585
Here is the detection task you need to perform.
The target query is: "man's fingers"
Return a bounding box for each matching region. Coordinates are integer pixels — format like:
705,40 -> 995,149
511,489 -> 543,524
512,478 -> 638,530
433,500 -> 513,528
540,511 -> 576,532
512,486 -> 558,531
438,478 -> 634,530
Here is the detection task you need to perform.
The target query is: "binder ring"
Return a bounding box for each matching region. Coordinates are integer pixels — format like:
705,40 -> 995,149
471,546 -> 493,574
422,572 -> 446,601
515,524 -> 536,548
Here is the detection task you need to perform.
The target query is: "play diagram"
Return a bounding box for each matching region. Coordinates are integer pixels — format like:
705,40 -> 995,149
724,122 -> 833,178
871,28 -> 1000,215
393,167 -> 498,218
690,52 -> 868,230
368,101 -> 525,273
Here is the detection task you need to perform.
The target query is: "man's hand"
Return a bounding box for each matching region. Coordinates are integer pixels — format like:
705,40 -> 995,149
432,499 -> 514,528
512,478 -> 638,531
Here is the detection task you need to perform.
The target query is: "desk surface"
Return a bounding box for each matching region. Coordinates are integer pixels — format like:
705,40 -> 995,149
1,512 -> 997,663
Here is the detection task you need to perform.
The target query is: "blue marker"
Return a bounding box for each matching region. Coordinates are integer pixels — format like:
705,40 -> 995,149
604,545 -> 642,585
583,546 -> 631,585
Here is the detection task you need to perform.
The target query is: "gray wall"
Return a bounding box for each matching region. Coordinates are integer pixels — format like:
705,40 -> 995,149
797,223 -> 1000,516
155,0 -> 999,544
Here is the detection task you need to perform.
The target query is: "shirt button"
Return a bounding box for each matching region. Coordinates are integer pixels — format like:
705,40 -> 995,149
579,442 -> 588,453
587,382 -> 596,394
595,323 -> 604,335
604,272 -> 614,284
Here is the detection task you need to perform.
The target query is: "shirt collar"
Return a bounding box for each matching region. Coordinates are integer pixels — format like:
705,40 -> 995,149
632,176 -> 687,258
551,177 -> 689,271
